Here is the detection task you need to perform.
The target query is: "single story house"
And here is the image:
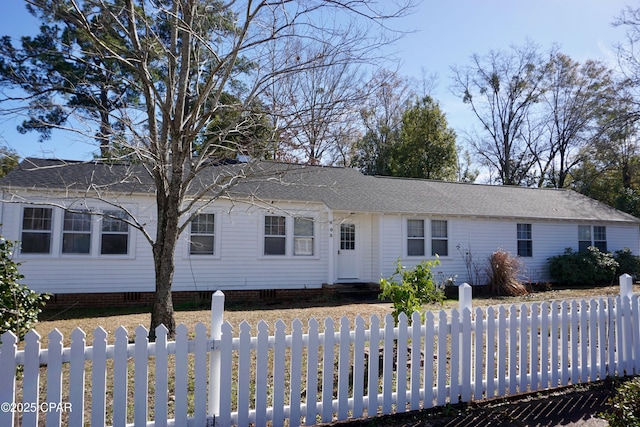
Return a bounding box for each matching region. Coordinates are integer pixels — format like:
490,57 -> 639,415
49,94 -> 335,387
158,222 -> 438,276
1,158 -> 639,306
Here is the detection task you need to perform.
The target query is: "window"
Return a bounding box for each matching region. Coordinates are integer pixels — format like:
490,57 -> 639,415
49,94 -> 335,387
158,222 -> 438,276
407,219 -> 425,256
517,223 -> 532,257
593,226 -> 607,252
190,213 -> 215,255
101,210 -> 129,255
293,217 -> 314,256
264,215 -> 286,255
62,211 -> 91,254
579,225 -> 607,252
21,207 -> 53,254
431,220 -> 448,256
340,224 -> 355,250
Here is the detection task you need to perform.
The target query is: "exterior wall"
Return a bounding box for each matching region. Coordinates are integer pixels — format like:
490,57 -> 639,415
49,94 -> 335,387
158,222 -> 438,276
2,189 -> 638,297
378,215 -> 640,286
0,193 -> 330,294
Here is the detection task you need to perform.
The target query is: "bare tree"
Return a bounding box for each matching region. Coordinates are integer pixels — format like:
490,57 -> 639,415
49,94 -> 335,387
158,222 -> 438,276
1,0 -> 413,336
537,52 -> 618,188
451,42 -> 546,185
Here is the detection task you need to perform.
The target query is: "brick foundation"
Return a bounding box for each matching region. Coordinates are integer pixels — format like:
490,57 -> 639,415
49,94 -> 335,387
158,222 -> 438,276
42,288 -> 328,310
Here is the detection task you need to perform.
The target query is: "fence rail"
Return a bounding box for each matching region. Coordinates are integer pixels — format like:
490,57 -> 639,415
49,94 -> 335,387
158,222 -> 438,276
1,275 -> 639,427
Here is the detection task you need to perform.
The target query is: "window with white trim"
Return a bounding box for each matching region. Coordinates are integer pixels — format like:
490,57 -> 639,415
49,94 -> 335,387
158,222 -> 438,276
62,210 -> 91,254
101,210 -> 129,255
190,213 -> 215,255
431,220 -> 448,256
407,219 -> 425,256
579,225 -> 607,252
293,217 -> 314,256
21,207 -> 53,254
264,215 -> 286,256
517,223 -> 532,257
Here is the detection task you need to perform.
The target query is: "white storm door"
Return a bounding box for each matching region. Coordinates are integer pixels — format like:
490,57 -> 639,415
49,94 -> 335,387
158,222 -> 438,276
337,223 -> 358,279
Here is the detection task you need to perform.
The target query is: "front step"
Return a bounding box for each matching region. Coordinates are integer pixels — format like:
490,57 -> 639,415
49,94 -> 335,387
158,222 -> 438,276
323,282 -> 381,301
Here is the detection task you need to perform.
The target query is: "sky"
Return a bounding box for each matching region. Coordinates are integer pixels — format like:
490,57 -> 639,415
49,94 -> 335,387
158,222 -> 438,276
0,0 -> 634,161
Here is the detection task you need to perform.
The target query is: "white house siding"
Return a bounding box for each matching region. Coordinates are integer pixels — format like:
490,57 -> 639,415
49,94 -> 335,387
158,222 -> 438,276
377,216 -> 640,287
0,193 -> 156,294
172,199 -> 330,291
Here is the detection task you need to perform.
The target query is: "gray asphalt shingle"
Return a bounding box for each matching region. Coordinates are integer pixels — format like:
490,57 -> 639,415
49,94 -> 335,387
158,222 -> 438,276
2,158 -> 637,223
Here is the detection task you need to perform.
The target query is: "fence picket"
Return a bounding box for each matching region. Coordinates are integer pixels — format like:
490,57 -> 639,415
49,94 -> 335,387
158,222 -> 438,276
69,328 -> 86,427
540,302 -> 550,389
530,303 -> 539,391
272,320 -> 286,427
436,310 -> 447,406
255,320 -> 269,427
353,315 -> 366,417
23,330 -> 41,427
194,322 -> 209,427
46,329 -> 63,427
396,313 -> 409,412
485,307 -> 496,399
410,311 -> 421,411
218,322 -> 234,427
337,316 -> 350,419
321,317 -> 335,423
306,318 -> 320,424
382,314 -> 395,413
0,332 -> 17,427
289,319 -> 303,427
367,315 -> 380,417
112,327 -> 129,427
174,324 -> 189,425
92,327 -> 108,427
423,312 -> 435,409
3,280 -> 639,427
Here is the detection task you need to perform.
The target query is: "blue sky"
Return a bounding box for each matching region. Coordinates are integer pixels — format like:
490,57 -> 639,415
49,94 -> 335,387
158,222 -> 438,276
0,0 -> 633,161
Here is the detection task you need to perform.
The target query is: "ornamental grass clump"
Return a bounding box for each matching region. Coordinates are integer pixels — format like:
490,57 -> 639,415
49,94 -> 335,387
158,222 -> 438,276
486,249 -> 528,296
379,258 -> 445,325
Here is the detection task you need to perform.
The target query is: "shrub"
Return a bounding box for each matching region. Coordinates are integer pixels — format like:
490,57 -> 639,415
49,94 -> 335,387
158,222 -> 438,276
614,248 -> 640,279
600,376 -> 640,426
486,249 -> 528,296
379,258 -> 445,325
548,247 -> 618,286
0,238 -> 49,340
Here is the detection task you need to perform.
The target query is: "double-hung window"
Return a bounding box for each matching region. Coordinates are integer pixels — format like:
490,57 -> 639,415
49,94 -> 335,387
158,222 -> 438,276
293,217 -> 314,256
101,210 -> 129,255
21,207 -> 53,254
431,220 -> 448,256
62,211 -> 91,254
407,219 -> 425,256
579,225 -> 607,252
517,223 -> 532,257
264,215 -> 286,256
190,213 -> 215,255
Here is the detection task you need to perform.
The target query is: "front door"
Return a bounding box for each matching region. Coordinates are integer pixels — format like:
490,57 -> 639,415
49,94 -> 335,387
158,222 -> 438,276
337,223 -> 359,279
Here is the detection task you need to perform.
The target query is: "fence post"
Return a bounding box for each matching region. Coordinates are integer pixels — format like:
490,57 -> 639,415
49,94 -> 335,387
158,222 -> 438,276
620,274 -> 633,299
459,283 -> 472,313
209,290 -> 225,418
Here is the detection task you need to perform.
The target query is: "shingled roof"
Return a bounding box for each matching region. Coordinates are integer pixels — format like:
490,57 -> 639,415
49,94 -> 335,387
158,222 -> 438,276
2,158 -> 638,223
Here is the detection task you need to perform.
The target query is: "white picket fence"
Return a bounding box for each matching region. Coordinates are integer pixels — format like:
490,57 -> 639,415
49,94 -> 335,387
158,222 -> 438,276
1,275 -> 639,427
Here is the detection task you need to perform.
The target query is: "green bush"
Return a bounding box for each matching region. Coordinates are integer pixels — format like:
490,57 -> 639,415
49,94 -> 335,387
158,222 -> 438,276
379,258 -> 445,325
0,238 -> 49,340
548,246 -> 618,286
614,248 -> 640,279
600,377 -> 640,426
